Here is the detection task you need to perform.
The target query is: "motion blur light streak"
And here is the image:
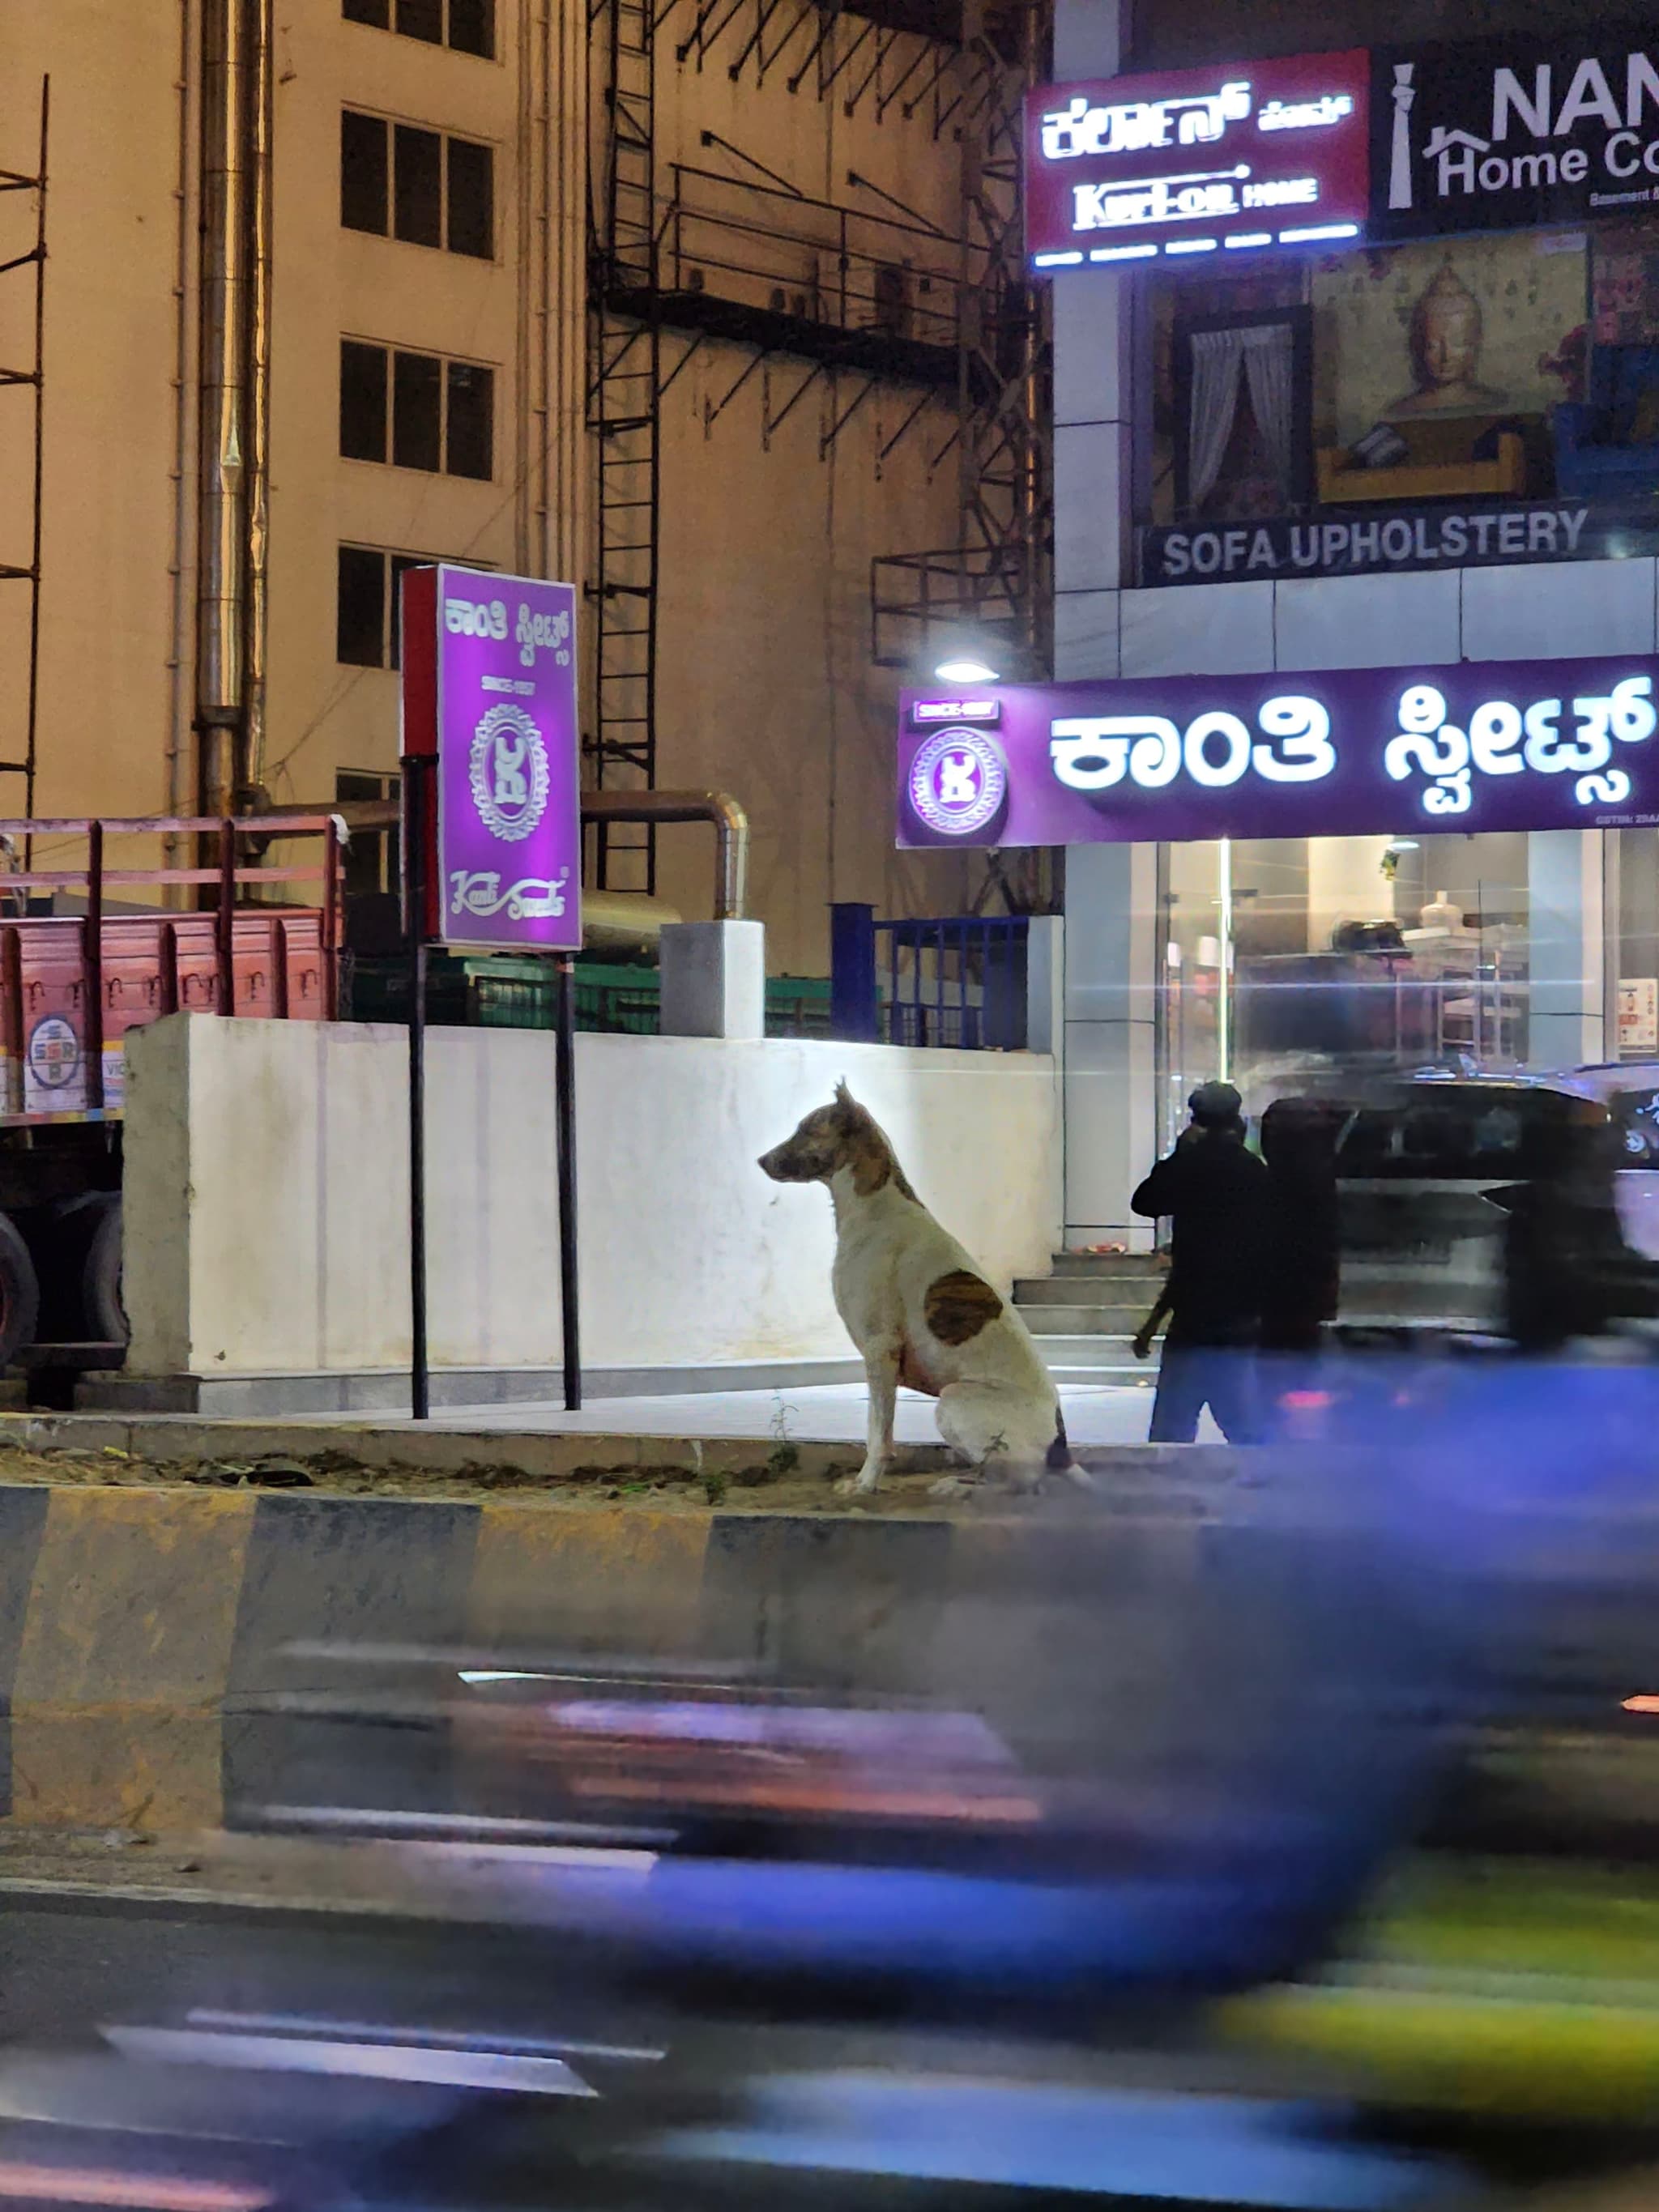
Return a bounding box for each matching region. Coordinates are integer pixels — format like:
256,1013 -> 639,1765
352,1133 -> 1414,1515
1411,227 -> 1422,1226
101,2029 -> 599,2098
1619,1694 -> 1659,1712
654,2077 -> 1447,2203
256,1805 -> 675,1847
458,1670 -> 558,1685
185,2013 -> 664,2064
0,2170 -> 271,2212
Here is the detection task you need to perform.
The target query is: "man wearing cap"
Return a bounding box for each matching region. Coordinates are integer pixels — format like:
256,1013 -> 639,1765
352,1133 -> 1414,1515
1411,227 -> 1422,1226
1131,1082 -> 1270,1445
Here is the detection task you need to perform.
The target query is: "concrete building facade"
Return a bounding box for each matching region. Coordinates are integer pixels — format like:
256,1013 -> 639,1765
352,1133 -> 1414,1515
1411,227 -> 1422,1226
1047,0 -> 1659,1244
2,0 -> 994,972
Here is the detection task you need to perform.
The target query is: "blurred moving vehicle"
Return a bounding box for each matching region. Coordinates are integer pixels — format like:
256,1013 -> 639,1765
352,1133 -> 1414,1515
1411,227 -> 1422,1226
1332,1074 -> 1659,1349
1,1375 -> 1658,2212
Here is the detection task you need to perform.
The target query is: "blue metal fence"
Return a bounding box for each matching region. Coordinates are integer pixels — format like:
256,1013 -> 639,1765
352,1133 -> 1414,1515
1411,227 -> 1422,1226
830,903 -> 1030,1050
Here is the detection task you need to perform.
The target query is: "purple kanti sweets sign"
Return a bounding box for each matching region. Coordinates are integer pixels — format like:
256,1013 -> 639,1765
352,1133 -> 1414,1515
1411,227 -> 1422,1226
898,657 -> 1659,848
401,565 -> 582,950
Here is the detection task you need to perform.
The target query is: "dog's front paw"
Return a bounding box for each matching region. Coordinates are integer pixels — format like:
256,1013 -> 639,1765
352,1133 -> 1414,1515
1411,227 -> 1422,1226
928,1473 -> 979,1500
836,1464 -> 883,1498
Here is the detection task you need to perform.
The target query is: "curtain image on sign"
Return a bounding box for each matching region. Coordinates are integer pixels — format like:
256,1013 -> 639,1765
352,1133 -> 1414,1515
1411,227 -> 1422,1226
1175,306 -> 1312,521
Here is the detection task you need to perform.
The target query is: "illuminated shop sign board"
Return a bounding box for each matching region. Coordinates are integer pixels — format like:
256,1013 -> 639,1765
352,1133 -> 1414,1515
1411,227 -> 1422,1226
1139,502 -> 1659,586
1024,50 -> 1371,267
401,565 -> 582,950
1028,30 -> 1659,271
897,658 -> 1659,848
1371,32 -> 1659,244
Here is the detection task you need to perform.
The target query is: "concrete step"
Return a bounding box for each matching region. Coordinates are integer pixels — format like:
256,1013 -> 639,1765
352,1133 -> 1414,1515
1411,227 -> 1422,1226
1021,1306 -> 1157,1336
1047,1368 -> 1152,1388
1027,1333 -> 1156,1376
1050,1251 -> 1167,1279
1015,1277 -> 1162,1310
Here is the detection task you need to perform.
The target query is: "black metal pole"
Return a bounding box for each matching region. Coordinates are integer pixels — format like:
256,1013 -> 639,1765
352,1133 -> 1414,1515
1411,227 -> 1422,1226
407,759 -> 430,1421
555,951 -> 581,1412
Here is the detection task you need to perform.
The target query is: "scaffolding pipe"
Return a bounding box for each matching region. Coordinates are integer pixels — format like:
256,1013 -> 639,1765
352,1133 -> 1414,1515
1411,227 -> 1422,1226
166,0 -> 200,878
195,0 -> 252,819
281,788 -> 750,924
582,789 -> 748,918
13,83 -> 49,832
242,0 -> 274,795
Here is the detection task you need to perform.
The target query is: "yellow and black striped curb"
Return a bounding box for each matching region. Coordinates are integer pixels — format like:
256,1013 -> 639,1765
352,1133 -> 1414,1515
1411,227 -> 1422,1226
0,1480 -> 1222,1836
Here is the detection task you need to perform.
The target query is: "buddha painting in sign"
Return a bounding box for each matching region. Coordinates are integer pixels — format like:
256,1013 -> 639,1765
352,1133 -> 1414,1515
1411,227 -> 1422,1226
1385,258 -> 1505,417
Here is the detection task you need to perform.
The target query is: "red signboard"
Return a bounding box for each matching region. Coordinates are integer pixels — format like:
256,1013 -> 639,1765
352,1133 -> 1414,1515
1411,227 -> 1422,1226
1025,49 -> 1371,270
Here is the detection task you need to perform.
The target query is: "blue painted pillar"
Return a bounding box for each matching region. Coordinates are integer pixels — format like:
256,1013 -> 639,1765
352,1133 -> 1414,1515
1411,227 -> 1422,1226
830,903 -> 878,1042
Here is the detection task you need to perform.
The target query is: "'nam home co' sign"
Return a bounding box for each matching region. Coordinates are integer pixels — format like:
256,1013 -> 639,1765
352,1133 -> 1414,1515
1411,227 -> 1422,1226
1027,29 -> 1659,270
1371,32 -> 1659,243
897,658 -> 1659,850
400,565 -> 582,951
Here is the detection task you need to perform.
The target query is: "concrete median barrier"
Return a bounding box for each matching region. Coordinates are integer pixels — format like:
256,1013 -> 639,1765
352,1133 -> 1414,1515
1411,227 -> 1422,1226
0,1473 -> 1240,1835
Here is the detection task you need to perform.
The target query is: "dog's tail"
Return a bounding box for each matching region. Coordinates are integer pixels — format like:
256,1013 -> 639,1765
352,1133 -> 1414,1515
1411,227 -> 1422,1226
1047,1409 -> 1094,1491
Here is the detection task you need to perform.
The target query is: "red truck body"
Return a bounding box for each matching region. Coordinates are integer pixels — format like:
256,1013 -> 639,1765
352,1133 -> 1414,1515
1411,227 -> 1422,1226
0,812 -> 340,1127
0,815 -> 345,1380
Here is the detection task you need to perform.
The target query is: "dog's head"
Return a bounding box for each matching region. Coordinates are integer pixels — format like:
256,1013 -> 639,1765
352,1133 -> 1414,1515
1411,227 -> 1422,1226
758,1082 -> 915,1200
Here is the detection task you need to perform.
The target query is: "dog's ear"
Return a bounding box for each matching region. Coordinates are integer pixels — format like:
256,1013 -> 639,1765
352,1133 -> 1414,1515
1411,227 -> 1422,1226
833,1079 -> 860,1128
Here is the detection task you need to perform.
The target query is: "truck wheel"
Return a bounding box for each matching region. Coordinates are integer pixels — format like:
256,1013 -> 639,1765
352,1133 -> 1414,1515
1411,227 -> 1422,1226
0,1213 -> 41,1369
84,1196 -> 126,1346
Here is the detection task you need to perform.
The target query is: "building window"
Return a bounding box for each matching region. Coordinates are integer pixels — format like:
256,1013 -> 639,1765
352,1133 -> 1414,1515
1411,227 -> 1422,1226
393,124 -> 442,249
339,340 -> 494,479
339,339 -> 389,462
446,360 -> 493,479
335,770 -> 402,905
341,111 -> 494,260
446,135 -> 493,258
393,349 -> 443,471
341,0 -> 496,60
340,109 -> 387,235
336,547 -> 458,668
446,0 -> 494,56
337,548 -> 497,694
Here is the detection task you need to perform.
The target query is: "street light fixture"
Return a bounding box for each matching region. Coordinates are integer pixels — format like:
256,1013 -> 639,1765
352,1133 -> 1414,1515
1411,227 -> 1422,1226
933,654 -> 1001,684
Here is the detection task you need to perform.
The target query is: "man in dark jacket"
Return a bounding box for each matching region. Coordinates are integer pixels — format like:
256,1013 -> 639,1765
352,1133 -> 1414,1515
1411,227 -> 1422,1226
1131,1081 -> 1270,1444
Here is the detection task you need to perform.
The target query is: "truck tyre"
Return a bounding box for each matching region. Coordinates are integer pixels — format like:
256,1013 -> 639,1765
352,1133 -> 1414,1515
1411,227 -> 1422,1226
83,1196 -> 126,1346
0,1212 -> 41,1370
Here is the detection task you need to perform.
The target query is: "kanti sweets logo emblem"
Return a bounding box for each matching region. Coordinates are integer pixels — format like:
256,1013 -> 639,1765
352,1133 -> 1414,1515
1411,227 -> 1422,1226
470,703 -> 551,842
908,725 -> 1009,836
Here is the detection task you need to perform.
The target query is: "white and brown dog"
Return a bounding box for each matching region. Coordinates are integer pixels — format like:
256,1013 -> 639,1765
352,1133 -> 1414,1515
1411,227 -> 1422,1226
759,1083 -> 1087,1498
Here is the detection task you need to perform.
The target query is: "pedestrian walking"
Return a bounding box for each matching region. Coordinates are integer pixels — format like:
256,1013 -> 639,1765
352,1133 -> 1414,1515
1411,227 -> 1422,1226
1257,1096 -> 1340,1421
1131,1081 -> 1270,1444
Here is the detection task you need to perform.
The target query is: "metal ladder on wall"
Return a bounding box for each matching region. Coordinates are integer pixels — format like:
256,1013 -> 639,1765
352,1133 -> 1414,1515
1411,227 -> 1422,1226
590,0 -> 661,894
0,83 -> 49,825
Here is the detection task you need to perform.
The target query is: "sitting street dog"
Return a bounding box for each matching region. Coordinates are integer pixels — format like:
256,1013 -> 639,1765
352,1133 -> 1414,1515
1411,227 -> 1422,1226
758,1083 -> 1088,1497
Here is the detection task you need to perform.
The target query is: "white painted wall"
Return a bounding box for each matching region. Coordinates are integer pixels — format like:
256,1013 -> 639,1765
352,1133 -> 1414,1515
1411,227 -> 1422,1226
122,1017 -> 1061,1378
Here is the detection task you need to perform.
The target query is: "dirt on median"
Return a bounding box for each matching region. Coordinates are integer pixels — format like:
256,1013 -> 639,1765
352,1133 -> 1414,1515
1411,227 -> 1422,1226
0,1426 -> 1222,1518
0,1433 -> 981,1516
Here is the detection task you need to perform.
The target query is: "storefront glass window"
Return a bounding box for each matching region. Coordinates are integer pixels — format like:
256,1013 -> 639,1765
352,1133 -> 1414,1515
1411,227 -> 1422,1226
1156,830 -> 1537,1144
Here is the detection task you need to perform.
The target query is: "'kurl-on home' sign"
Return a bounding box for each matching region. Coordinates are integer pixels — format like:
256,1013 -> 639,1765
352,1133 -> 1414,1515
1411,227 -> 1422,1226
1028,24 -> 1659,271
897,658 -> 1659,849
